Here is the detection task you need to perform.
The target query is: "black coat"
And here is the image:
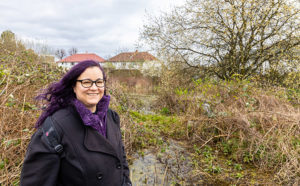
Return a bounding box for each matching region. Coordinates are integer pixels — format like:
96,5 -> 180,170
20,107 -> 131,186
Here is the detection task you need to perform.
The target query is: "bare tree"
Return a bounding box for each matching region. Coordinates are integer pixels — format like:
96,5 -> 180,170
22,39 -> 54,55
55,49 -> 66,60
68,47 -> 78,56
141,0 -> 300,80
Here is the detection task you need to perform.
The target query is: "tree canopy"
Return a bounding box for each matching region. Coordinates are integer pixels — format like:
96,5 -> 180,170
0,30 -> 26,53
142,0 -> 299,80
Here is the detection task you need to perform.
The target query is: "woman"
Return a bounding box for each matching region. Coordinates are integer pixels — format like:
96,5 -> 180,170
21,60 -> 131,186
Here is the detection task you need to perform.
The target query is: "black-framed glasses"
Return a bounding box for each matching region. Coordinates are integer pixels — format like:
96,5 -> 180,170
76,78 -> 105,88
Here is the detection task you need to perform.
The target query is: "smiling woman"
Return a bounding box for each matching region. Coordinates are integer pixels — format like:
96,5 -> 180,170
20,60 -> 131,186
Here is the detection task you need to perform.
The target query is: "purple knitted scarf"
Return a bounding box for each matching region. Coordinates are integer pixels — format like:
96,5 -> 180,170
72,95 -> 110,137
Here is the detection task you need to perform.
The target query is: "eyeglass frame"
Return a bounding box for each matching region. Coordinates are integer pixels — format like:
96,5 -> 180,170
76,78 -> 105,88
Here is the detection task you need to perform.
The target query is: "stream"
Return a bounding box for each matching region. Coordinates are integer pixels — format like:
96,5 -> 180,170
129,139 -> 203,185
127,94 -> 277,185
127,94 -> 199,185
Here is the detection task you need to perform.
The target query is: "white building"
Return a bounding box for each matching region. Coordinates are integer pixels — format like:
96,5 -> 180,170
103,51 -> 161,72
56,53 -> 105,69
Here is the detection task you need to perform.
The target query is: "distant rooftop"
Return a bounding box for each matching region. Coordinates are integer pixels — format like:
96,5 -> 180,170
107,50 -> 157,62
57,53 -> 105,63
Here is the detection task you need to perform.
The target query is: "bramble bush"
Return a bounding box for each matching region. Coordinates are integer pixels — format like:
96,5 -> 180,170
0,42 -> 63,185
152,63 -> 300,184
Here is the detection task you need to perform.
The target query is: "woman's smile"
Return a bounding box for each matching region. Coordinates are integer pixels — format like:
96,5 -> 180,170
87,93 -> 99,95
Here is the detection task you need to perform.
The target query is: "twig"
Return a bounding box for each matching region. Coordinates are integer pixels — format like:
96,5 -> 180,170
161,164 -> 168,186
200,134 -> 228,149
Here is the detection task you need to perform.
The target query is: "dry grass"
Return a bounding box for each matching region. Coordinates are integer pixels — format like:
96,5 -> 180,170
107,82 -> 141,155
156,77 -> 300,184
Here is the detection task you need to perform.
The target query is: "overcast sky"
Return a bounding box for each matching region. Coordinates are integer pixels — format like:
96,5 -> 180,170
0,0 -> 185,58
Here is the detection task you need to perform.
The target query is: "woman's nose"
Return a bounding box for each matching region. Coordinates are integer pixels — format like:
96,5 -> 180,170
90,83 -> 98,89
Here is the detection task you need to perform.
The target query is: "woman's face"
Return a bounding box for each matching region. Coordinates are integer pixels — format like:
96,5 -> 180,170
73,66 -> 104,112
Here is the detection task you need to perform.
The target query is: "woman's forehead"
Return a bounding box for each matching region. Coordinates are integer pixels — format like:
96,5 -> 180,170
78,66 -> 103,79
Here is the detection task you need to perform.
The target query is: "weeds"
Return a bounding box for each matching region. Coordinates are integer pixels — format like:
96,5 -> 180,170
0,41 -> 299,185
154,75 -> 300,185
0,45 -> 63,185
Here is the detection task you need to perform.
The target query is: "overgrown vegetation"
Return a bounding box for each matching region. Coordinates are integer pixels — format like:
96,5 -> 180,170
139,1 -> 299,182
108,62 -> 299,185
154,64 -> 299,184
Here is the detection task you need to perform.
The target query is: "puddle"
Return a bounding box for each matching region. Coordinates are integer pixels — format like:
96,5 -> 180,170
130,139 -> 203,185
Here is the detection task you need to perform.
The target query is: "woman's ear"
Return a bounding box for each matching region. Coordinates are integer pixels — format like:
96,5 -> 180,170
73,86 -> 77,94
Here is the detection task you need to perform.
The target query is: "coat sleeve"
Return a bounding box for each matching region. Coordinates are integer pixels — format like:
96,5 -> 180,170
20,128 -> 61,186
111,110 -> 132,186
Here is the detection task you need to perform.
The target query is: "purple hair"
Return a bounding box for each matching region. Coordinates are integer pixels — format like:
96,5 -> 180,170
35,60 -> 106,127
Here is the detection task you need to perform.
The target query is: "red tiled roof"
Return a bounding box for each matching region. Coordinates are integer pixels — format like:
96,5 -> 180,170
107,51 -> 157,62
57,53 -> 105,63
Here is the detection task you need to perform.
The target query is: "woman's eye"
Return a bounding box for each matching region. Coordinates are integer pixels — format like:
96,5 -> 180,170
82,81 -> 91,85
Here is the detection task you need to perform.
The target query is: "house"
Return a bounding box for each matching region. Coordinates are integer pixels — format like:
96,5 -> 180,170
104,51 -> 160,93
57,53 -> 105,69
103,50 -> 160,71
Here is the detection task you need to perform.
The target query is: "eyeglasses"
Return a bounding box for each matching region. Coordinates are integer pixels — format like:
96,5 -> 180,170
76,79 -> 105,88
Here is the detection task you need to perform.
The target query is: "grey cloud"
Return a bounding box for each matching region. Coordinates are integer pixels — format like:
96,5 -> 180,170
0,0 -> 184,57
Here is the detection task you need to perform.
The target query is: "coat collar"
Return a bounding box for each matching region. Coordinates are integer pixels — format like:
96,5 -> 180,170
83,110 -> 121,160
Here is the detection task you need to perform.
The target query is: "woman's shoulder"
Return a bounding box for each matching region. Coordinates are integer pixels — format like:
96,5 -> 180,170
107,108 -> 120,124
50,106 -> 80,128
52,106 -> 75,120
49,106 -> 83,133
107,108 -> 117,114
